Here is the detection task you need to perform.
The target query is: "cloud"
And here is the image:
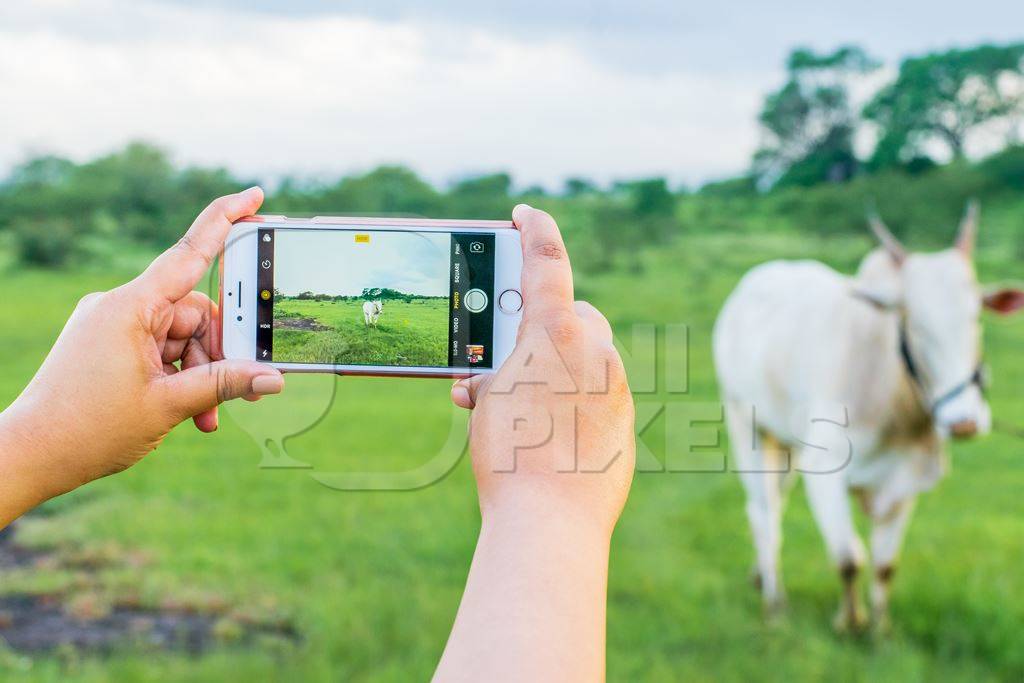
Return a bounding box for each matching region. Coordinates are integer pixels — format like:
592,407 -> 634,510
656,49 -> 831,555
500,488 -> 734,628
0,0 -> 764,189
2,0 -> 1022,188
274,229 -> 449,297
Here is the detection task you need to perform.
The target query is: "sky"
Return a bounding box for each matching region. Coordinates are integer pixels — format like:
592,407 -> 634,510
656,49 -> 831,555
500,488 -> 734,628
1,0 -> 1022,190
273,229 -> 449,297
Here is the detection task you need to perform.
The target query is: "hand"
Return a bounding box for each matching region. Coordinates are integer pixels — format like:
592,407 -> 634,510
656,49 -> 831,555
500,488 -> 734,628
451,204 -> 635,535
436,205 -> 635,682
0,188 -> 284,527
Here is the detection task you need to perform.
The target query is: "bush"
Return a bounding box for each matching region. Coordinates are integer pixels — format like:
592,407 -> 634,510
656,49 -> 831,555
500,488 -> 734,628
979,145 -> 1024,191
11,217 -> 81,267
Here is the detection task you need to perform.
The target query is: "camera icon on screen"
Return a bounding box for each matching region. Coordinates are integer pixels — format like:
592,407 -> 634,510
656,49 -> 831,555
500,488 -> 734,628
469,241 -> 485,254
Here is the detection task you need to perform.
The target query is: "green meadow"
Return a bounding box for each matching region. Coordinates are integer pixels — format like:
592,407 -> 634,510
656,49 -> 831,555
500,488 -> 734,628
272,298 -> 449,367
1,230 -> 1022,681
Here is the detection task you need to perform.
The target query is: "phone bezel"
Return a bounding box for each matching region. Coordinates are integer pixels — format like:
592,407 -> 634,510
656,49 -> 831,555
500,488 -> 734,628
219,215 -> 522,377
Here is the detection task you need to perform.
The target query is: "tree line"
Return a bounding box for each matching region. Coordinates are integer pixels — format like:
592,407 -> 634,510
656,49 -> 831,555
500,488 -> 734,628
281,288 -> 442,302
0,41 -> 1021,269
754,42 -> 1024,188
0,142 -> 682,270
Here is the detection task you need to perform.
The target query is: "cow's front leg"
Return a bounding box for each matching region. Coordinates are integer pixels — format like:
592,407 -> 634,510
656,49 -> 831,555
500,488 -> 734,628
869,497 -> 916,635
800,439 -> 868,633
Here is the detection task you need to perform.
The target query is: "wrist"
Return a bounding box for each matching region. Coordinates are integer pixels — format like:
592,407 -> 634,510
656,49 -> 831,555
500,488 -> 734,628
0,399 -> 73,527
479,492 -> 615,552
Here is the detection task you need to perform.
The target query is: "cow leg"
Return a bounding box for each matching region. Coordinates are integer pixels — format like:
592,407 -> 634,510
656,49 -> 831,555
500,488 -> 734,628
869,497 -> 916,634
800,443 -> 868,633
725,402 -> 791,616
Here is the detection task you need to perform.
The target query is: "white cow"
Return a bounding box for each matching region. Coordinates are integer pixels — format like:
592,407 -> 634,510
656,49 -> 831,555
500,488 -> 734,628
713,203 -> 1024,632
362,299 -> 383,327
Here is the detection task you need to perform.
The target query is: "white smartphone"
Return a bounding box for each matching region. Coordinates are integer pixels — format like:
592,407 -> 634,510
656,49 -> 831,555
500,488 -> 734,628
219,215 -> 523,377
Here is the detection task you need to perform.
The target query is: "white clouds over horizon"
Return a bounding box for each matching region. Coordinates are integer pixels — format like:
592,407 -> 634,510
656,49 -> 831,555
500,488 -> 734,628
0,0 -> 1021,189
274,229 -> 449,297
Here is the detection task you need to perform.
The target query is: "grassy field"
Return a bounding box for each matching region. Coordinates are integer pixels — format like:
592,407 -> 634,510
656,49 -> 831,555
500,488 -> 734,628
1,232 -> 1022,681
272,298 -> 449,366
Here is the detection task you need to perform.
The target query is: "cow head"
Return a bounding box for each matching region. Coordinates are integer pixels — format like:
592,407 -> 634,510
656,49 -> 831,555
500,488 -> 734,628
374,299 -> 383,313
858,202 -> 1024,440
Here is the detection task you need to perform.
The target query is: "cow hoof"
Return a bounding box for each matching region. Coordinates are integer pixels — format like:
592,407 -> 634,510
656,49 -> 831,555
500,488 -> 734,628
832,606 -> 869,634
762,605 -> 788,629
871,612 -> 892,638
761,595 -> 788,624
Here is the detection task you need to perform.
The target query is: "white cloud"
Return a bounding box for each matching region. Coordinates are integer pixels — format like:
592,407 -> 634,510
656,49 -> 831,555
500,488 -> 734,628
274,229 -> 449,297
0,0 -> 764,189
3,0 -> 1021,189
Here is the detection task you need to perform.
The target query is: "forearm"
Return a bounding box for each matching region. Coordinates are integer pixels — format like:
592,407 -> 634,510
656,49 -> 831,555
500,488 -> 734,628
435,505 -> 612,682
0,400 -> 69,529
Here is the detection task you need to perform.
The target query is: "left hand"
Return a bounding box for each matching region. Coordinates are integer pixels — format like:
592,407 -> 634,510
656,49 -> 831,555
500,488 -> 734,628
0,188 -> 284,523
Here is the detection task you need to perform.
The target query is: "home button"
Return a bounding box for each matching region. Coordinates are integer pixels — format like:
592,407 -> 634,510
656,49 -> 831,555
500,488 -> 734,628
498,289 -> 523,314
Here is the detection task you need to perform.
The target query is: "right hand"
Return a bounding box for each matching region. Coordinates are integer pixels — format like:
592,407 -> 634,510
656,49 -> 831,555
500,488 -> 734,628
451,205 -> 635,537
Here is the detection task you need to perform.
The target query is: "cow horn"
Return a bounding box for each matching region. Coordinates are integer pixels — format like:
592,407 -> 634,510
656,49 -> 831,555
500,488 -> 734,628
955,199 -> 980,257
867,208 -> 906,265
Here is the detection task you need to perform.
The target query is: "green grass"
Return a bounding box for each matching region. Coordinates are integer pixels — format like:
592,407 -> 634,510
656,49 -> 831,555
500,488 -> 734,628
1,232 -> 1022,681
272,298 -> 449,366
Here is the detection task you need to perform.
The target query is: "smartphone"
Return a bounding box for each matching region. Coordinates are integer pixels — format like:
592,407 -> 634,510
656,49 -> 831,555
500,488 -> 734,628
219,215 -> 523,377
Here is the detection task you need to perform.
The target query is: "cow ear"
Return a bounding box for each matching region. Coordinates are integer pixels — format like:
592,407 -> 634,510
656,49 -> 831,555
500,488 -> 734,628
983,288 -> 1024,315
851,283 -> 903,311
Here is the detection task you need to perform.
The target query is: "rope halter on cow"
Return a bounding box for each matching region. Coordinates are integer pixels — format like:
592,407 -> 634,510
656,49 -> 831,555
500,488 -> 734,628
896,321 -> 988,417
860,199 -> 989,420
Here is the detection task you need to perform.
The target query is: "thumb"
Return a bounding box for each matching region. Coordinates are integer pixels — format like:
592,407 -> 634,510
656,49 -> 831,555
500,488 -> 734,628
157,360 -> 284,422
451,374 -> 492,410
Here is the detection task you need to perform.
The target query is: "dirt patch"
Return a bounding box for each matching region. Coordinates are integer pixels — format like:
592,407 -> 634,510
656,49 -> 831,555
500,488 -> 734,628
0,525 -> 48,570
0,594 -> 297,655
0,522 -> 299,656
273,317 -> 331,332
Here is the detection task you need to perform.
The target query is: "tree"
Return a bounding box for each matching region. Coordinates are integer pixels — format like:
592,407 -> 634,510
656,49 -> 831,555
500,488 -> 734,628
318,166 -> 442,217
445,173 -> 512,218
754,46 -> 880,188
865,43 -> 1024,168
564,177 -> 598,197
608,177 -> 678,252
74,142 -> 178,245
619,178 -> 675,219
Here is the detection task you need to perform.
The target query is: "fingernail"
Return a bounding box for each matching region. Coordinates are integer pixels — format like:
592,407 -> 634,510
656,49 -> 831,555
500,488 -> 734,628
451,383 -> 471,406
252,374 -> 284,395
242,185 -> 262,198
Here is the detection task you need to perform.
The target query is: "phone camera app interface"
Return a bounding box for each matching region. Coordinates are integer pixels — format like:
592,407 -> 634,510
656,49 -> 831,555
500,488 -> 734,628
256,228 -> 494,369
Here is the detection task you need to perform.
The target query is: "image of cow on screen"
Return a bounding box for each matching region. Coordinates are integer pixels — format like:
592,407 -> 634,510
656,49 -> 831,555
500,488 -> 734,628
271,230 -> 450,367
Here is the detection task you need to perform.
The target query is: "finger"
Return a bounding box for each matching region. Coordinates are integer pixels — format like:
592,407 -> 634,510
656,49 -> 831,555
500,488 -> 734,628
161,291 -> 220,364
162,338 -> 187,364
574,300 -> 614,346
156,359 -> 284,422
138,187 -> 264,302
451,375 -> 492,410
179,338 -> 219,432
512,204 -> 574,319
168,292 -> 218,344
193,408 -> 218,433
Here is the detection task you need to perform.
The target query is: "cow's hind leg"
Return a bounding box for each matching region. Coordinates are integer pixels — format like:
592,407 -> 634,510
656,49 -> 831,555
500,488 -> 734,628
799,434 -> 868,633
868,497 -> 916,635
725,402 -> 792,618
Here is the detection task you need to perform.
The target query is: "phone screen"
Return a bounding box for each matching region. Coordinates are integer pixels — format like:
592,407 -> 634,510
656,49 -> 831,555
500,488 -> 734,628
256,228 -> 495,368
